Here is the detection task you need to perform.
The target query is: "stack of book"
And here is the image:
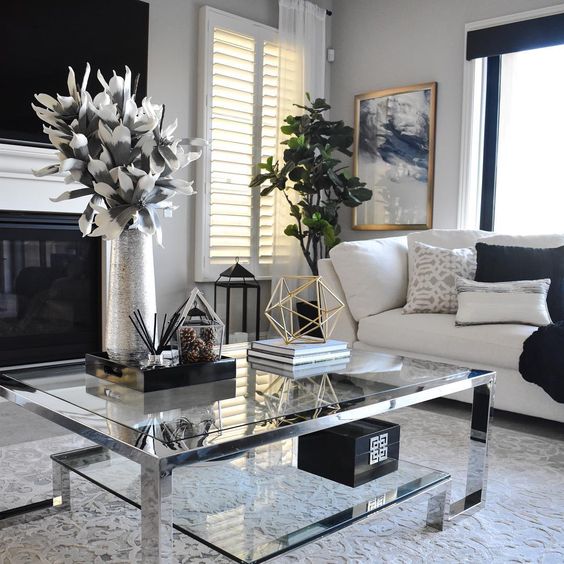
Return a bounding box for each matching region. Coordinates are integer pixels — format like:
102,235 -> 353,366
247,339 -> 350,375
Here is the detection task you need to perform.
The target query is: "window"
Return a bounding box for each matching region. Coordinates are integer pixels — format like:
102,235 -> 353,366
195,7 -> 278,281
461,9 -> 564,234
491,45 -> 564,233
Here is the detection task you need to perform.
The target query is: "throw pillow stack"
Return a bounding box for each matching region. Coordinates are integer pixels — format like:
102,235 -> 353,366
403,234 -> 564,327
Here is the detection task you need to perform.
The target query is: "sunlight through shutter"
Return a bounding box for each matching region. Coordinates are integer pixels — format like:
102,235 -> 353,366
209,28 -> 256,265
198,9 -> 278,280
258,41 -> 279,265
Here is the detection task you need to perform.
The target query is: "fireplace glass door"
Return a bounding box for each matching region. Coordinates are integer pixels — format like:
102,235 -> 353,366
0,212 -> 102,366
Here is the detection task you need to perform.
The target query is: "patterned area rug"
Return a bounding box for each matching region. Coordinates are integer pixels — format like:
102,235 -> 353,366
0,405 -> 562,564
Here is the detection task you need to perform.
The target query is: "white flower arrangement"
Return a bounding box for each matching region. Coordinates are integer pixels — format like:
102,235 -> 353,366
32,64 -> 203,243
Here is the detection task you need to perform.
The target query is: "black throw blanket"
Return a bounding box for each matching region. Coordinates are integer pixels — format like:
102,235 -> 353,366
519,322 -> 564,403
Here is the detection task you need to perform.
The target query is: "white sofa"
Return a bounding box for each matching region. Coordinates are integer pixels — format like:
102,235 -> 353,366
319,229 -> 564,423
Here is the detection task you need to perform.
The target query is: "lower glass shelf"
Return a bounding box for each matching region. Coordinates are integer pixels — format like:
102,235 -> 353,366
53,442 -> 449,563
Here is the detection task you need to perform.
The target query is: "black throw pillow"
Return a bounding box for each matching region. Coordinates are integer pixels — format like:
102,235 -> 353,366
475,243 -> 564,321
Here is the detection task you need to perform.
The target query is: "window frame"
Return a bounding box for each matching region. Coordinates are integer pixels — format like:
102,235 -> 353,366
479,55 -> 501,231
195,6 -> 277,282
458,4 -> 564,231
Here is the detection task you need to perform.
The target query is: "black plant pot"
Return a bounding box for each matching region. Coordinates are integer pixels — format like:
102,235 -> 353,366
295,300 -> 323,338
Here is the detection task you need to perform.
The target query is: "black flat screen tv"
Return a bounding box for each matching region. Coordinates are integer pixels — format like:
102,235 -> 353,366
0,0 -> 149,146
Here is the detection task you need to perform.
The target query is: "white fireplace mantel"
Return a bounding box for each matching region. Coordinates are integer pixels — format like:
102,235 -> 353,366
0,143 -> 84,214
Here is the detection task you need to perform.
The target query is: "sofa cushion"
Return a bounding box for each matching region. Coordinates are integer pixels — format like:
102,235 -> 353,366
403,243 -> 476,314
475,243 -> 564,321
329,237 -> 408,321
480,233 -> 564,248
357,308 -> 537,370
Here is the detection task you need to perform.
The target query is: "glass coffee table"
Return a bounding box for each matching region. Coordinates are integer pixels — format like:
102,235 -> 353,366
0,345 -> 495,563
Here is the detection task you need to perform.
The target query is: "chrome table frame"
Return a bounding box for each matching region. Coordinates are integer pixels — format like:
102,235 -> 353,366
0,364 -> 495,563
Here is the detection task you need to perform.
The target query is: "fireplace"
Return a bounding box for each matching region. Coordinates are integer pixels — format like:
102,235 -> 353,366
0,211 -> 102,366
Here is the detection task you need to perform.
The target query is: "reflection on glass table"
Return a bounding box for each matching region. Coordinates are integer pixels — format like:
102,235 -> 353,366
53,440 -> 451,564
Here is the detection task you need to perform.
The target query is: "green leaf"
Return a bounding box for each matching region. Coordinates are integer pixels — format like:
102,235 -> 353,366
280,161 -> 296,176
326,235 -> 341,251
288,167 -> 303,182
260,185 -> 276,197
287,137 -> 300,150
284,224 -> 302,239
327,168 -> 343,188
349,186 -> 373,202
249,174 -> 267,188
290,204 -> 301,219
322,223 -> 337,249
312,98 -> 331,112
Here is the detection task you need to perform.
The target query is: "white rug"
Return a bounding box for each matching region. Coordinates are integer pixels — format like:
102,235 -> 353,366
0,405 -> 562,564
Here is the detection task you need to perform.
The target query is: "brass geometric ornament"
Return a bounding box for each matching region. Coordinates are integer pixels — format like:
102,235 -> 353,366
265,276 -> 345,344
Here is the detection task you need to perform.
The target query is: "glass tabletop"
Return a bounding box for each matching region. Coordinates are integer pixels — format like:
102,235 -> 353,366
1,344 -> 478,448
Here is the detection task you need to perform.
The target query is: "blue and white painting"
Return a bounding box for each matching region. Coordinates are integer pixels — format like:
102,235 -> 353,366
355,85 -> 435,228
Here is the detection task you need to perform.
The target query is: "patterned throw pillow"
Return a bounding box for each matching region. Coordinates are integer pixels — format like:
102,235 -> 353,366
403,243 -> 477,314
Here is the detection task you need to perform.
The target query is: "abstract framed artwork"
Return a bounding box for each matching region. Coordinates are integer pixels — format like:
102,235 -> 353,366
352,82 -> 437,231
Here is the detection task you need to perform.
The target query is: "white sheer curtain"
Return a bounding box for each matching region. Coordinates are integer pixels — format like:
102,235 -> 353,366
272,0 -> 326,282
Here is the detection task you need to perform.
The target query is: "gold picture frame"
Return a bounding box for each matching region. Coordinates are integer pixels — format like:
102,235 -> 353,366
352,82 -> 437,231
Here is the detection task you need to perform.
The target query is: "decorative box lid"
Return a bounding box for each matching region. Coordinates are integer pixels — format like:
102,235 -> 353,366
322,418 -> 400,456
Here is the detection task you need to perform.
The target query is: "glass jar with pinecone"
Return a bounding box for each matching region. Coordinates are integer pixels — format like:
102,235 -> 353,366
178,320 -> 223,364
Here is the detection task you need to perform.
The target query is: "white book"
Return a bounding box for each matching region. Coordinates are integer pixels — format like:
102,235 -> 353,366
248,358 -> 350,378
250,338 -> 348,358
247,348 -> 350,366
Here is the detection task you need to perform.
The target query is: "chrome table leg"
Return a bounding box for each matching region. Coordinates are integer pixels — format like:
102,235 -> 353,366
141,461 -> 173,563
426,479 -> 451,531
450,377 -> 495,519
0,458 -> 73,529
52,459 -> 71,510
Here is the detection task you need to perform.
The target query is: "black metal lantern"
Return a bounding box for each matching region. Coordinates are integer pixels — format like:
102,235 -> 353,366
214,259 -> 260,344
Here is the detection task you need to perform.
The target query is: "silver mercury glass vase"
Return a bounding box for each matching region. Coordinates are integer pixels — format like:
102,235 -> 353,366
105,228 -> 157,365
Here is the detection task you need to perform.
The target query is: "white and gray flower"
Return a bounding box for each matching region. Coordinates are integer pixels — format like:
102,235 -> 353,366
32,64 -> 203,242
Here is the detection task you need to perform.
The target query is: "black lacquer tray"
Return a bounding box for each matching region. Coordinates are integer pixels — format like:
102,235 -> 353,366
85,352 -> 236,392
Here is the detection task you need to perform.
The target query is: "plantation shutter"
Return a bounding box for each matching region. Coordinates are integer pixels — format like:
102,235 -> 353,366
209,28 -> 255,265
196,8 -> 278,281
258,41 -> 279,266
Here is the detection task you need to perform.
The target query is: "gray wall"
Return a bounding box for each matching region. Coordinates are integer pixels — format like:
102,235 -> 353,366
329,0 -> 560,242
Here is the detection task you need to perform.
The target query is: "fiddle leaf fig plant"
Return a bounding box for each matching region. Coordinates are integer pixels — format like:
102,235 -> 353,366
250,95 -> 372,275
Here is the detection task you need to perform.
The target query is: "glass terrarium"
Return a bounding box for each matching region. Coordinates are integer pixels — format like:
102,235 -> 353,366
177,289 -> 224,364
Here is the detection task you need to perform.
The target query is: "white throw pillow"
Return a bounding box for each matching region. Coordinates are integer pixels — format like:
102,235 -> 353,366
329,237 -> 408,321
455,276 -> 552,327
403,243 -> 476,314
